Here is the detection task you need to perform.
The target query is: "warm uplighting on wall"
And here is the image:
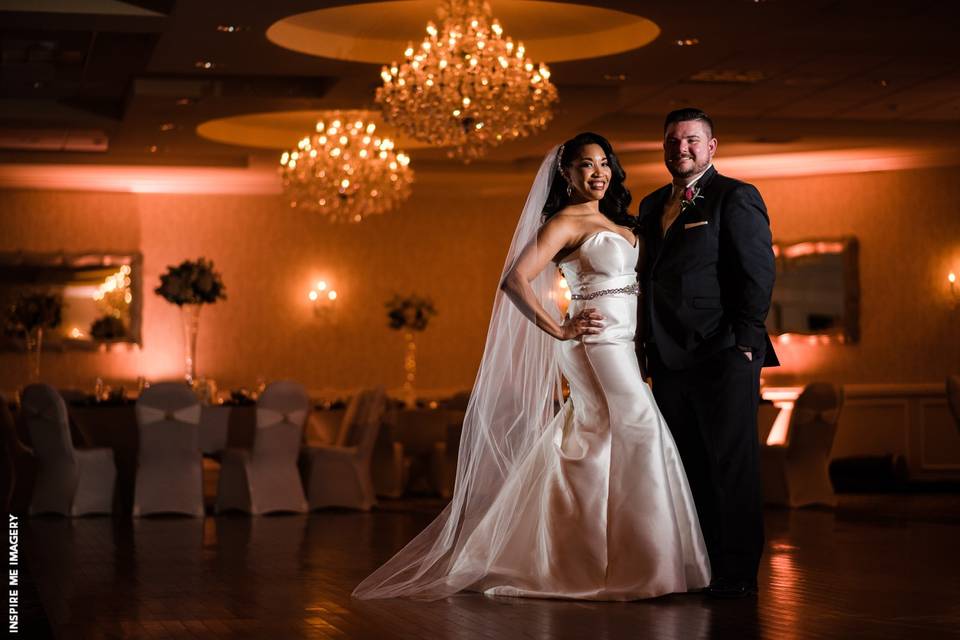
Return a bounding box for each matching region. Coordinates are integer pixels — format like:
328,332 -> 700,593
308,280 -> 338,318
0,164 -> 282,194
949,271 -> 957,308
621,146 -> 960,183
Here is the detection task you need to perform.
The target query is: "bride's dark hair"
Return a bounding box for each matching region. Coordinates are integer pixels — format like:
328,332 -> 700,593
542,132 -> 633,226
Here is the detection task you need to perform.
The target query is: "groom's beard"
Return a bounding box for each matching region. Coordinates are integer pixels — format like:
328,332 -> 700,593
665,155 -> 709,179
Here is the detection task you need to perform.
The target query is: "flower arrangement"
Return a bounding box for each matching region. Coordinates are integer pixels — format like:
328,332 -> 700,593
154,258 -> 227,305
4,291 -> 62,379
679,184 -> 704,213
4,291 -> 62,336
386,294 -> 437,331
90,314 -> 127,340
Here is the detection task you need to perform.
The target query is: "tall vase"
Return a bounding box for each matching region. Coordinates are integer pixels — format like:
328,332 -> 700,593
402,331 -> 417,409
23,327 -> 43,383
181,303 -> 202,387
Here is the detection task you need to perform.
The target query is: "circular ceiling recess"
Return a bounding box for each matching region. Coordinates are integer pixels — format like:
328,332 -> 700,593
266,1 -> 660,64
196,110 -> 432,151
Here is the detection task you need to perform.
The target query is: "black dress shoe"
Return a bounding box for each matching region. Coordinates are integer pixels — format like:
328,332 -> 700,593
705,578 -> 758,599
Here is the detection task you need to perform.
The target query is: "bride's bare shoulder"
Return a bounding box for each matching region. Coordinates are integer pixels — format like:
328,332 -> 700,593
538,212 -> 590,263
541,209 -> 586,235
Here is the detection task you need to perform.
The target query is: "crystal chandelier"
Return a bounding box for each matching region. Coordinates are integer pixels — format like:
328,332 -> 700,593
279,112 -> 413,223
377,0 -> 558,160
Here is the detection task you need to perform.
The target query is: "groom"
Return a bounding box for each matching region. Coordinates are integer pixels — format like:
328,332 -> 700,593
636,108 -> 778,598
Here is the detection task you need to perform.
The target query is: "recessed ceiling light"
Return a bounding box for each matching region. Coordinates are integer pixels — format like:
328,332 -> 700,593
148,145 -> 158,153
175,97 -> 195,106
216,24 -> 248,33
676,38 -> 700,47
878,79 -> 889,87
603,73 -> 627,81
160,123 -> 176,132
194,61 -> 218,70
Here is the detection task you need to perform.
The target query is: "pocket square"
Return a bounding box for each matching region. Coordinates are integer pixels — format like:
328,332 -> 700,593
684,220 -> 709,230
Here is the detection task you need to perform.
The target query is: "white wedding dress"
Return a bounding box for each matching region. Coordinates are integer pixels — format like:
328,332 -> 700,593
353,146 -> 709,602
448,231 -> 711,600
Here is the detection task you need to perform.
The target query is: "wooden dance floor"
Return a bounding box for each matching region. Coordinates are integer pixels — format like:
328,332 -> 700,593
19,495 -> 960,639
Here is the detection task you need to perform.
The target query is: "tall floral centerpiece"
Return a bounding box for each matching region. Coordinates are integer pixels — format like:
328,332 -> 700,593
4,292 -> 62,382
155,258 -> 226,386
386,294 -> 437,408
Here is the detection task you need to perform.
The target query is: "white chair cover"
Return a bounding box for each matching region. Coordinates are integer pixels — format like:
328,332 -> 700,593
304,410 -> 343,445
216,380 -> 309,514
23,384 -> 115,516
134,382 -> 204,517
302,387 -> 386,510
762,382 -> 844,507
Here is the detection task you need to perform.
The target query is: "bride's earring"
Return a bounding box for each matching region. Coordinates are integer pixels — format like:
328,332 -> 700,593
566,182 -> 573,198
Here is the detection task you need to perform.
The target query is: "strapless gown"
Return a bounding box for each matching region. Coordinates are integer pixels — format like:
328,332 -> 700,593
450,230 -> 711,600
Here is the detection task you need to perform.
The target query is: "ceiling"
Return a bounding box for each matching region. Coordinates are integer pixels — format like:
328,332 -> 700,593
1,0 -> 959,182
264,2 -> 659,63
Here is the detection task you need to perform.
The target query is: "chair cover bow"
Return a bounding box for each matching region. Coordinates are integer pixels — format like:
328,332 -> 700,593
21,403 -> 61,421
794,407 -> 840,425
137,404 -> 202,426
257,408 -> 307,428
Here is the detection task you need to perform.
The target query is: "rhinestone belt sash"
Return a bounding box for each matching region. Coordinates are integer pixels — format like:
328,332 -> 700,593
570,282 -> 641,300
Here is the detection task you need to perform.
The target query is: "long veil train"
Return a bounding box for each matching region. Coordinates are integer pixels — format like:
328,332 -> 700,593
353,147 -> 563,599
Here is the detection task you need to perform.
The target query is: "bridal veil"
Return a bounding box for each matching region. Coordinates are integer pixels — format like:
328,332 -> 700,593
353,146 -> 563,599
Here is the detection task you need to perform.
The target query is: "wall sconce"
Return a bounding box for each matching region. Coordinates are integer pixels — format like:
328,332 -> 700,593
308,280 -> 338,319
949,271 -> 957,308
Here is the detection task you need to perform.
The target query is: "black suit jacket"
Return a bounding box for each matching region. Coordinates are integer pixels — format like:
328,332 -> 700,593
636,165 -> 779,370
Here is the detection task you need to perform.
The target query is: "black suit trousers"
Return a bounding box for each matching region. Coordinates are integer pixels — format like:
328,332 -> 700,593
648,344 -> 765,584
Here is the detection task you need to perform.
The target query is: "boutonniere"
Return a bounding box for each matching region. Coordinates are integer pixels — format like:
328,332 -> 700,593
680,185 -> 704,212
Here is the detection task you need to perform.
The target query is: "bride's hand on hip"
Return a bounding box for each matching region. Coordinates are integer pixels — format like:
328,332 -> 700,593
561,308 -> 604,340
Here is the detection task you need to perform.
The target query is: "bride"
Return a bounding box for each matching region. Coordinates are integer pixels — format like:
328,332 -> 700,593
354,133 -> 710,601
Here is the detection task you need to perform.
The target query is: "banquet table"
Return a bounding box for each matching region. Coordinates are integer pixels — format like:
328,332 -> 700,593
757,402 -> 782,445
377,404 -> 780,496
386,408 -> 466,494
8,398 -> 785,510
67,403 -> 256,513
